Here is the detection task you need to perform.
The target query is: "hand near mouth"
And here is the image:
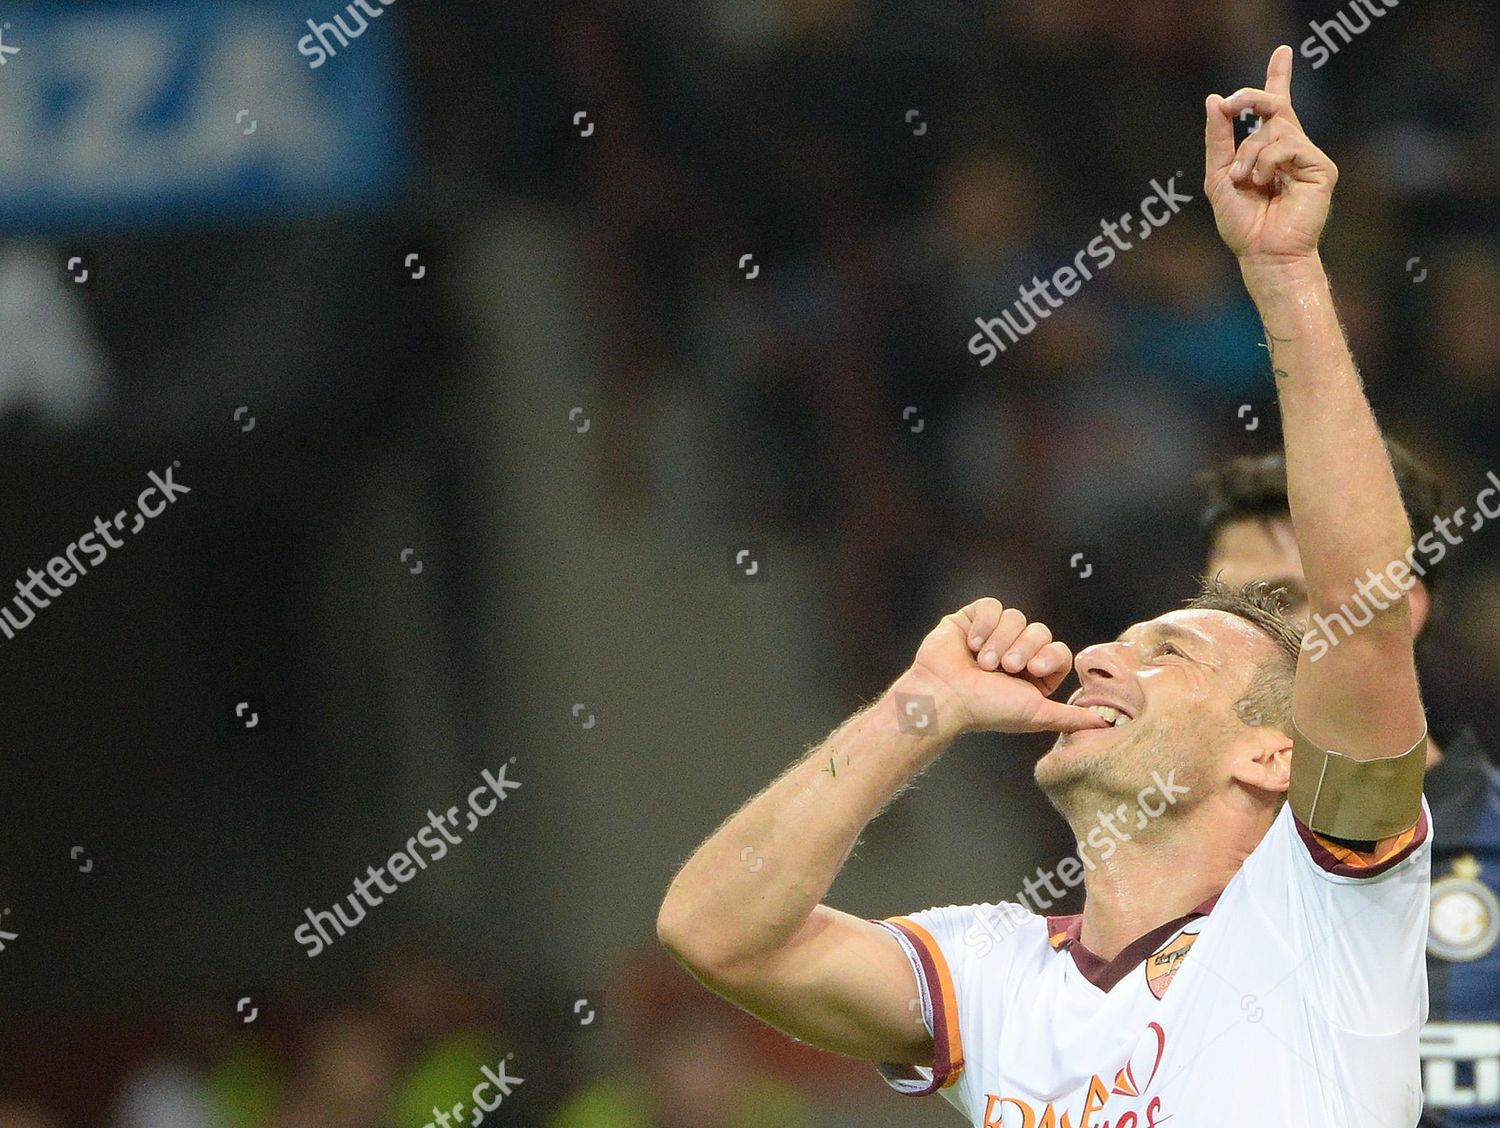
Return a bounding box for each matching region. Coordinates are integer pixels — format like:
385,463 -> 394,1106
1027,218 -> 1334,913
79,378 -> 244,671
1068,694 -> 1137,729
901,597 -> 1114,736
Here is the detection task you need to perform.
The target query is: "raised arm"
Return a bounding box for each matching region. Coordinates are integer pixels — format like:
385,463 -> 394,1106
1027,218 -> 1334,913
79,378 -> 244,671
1205,47 -> 1426,834
656,599 -> 1106,1064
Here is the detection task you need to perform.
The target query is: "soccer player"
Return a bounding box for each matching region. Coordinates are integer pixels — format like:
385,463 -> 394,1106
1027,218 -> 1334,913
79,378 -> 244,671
1201,448 -> 1500,1123
657,46 -> 1434,1124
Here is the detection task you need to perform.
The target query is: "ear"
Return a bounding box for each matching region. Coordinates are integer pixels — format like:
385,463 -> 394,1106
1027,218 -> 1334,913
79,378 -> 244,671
1231,724 -> 1293,796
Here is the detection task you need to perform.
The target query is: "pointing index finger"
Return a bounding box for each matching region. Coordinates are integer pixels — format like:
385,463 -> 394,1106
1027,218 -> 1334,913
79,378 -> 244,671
1265,43 -> 1294,101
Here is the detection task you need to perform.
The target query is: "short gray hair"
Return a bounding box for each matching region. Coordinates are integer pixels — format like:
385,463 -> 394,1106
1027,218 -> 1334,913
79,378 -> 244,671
1186,576 -> 1301,734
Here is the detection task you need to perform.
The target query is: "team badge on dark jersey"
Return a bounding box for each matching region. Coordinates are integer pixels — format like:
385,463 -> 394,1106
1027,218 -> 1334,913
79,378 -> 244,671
1429,855 -> 1500,963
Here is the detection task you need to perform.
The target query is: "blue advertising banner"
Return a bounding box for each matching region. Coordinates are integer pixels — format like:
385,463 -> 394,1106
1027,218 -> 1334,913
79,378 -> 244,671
0,1 -> 409,230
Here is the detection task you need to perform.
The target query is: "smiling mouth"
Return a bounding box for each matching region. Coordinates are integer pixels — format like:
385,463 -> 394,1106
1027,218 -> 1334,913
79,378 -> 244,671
1084,704 -> 1132,727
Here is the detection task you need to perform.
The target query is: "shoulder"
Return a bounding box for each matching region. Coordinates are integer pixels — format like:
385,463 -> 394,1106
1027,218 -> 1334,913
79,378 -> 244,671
872,903 -> 1048,1108
1237,796 -> 1432,892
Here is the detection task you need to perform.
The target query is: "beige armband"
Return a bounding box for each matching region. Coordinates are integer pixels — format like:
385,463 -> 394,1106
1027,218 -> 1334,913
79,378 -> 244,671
1288,721 -> 1427,841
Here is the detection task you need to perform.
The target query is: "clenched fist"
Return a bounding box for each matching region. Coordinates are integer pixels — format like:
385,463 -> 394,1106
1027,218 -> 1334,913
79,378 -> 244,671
903,598 -> 1110,736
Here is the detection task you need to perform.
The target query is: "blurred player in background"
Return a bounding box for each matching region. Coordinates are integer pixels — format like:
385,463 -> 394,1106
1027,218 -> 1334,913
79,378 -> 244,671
1202,445 -> 1500,1124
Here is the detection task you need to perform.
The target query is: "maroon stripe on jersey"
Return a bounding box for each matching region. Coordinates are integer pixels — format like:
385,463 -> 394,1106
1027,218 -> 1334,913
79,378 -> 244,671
1045,895 -> 1219,993
882,919 -> 959,1094
1294,803 -> 1429,877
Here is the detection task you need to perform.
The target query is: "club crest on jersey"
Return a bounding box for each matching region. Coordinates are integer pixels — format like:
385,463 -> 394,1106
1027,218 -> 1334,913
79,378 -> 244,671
1428,855 -> 1500,963
1145,928 -> 1198,999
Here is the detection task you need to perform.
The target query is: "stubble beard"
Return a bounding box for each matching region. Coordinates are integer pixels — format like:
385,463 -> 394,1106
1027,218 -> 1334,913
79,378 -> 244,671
1035,717 -> 1170,828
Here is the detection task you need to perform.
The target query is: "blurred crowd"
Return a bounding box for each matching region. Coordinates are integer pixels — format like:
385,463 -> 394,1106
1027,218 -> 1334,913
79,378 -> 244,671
422,0 -> 1500,715
2,944 -> 512,1128
0,941 -> 847,1128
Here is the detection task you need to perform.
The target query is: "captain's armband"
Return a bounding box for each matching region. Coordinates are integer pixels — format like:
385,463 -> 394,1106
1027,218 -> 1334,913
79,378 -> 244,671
1287,721 -> 1426,841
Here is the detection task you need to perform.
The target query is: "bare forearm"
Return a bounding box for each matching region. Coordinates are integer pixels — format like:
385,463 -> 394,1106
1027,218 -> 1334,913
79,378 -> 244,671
1243,254 -> 1423,757
1243,256 -> 1412,609
657,675 -> 955,971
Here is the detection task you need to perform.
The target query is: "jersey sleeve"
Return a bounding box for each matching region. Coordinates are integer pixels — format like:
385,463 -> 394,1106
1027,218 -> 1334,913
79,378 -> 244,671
1236,796 -> 1433,1033
868,902 -> 1026,1119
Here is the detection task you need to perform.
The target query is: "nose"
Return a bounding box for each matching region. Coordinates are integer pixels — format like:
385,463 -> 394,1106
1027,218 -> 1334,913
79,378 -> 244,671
1074,641 -> 1126,685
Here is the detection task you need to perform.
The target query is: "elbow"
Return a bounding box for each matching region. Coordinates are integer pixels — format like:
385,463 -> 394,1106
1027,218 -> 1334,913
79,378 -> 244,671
1306,574 -> 1416,640
655,898 -> 689,960
656,890 -> 759,982
656,890 -> 713,971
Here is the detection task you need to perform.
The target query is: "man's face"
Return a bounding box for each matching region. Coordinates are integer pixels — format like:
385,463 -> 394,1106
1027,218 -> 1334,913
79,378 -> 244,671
1034,609 -> 1277,822
1207,517 -> 1309,626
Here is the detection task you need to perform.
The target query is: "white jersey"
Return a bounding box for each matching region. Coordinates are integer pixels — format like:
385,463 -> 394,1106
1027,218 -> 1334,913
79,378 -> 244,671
875,799 -> 1433,1126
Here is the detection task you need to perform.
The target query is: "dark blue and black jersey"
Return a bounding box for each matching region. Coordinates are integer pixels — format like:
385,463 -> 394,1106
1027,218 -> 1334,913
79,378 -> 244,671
1422,729 -> 1500,1126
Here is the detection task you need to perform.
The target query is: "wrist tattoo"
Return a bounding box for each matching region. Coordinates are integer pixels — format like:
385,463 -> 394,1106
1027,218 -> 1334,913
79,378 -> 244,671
1261,329 -> 1293,380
